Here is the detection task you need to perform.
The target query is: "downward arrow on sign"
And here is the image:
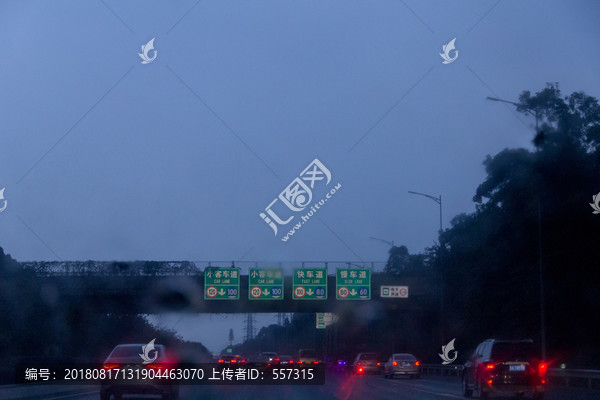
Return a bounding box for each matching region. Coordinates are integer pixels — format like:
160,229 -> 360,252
350,289 -> 357,296
218,289 -> 225,295
307,289 -> 314,296
263,289 -> 270,296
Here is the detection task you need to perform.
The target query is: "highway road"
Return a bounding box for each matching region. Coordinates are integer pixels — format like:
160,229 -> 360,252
3,374 -> 600,400
0,374 -> 600,400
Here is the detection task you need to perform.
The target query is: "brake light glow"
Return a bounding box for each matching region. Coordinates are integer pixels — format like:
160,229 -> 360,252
218,359 -> 224,363
147,363 -> 165,369
415,361 -> 420,366
392,361 -> 398,366
289,360 -> 294,364
538,362 -> 548,377
103,363 -> 119,370
232,359 -> 237,363
487,379 -> 493,386
377,362 -> 381,366
358,367 -> 364,373
313,361 -> 319,364
357,362 -> 362,366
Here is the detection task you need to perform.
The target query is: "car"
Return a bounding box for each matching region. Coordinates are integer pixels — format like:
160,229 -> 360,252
100,343 -> 179,400
297,349 -> 319,364
278,355 -> 294,365
260,352 -> 279,364
462,339 -> 547,399
352,352 -> 381,374
383,353 -> 420,379
218,355 -> 244,365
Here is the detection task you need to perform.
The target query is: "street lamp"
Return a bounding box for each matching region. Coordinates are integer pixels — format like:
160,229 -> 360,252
486,96 -> 540,131
408,190 -> 444,344
486,96 -> 547,360
369,236 -> 394,247
407,191 -> 442,235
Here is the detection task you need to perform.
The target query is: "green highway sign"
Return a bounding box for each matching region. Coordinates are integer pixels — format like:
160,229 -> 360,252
204,267 -> 240,300
336,268 -> 371,300
249,268 -> 284,300
293,268 -> 327,300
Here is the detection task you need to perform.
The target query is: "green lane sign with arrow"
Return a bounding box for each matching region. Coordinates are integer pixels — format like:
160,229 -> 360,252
204,267 -> 240,300
336,268 -> 371,300
249,268 -> 284,300
293,268 -> 327,300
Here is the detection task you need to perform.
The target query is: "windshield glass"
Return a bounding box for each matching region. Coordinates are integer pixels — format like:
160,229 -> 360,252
1,1 -> 598,399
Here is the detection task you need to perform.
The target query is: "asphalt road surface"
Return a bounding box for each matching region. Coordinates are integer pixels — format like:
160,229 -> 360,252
3,374 -> 600,400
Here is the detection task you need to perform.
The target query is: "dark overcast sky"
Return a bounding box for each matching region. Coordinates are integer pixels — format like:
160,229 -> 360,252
1,0 -> 599,351
1,1 -> 599,261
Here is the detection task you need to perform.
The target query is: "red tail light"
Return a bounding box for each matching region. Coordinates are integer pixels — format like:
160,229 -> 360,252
232,359 -> 237,363
289,360 -> 294,364
147,363 -> 165,369
487,379 -> 493,386
103,363 -> 120,370
357,362 -> 362,366
358,367 -> 364,373
392,361 -> 398,366
313,361 -> 319,364
484,362 -> 495,370
415,361 -> 420,366
218,359 -> 224,363
377,362 -> 381,366
275,358 -> 280,362
538,362 -> 548,377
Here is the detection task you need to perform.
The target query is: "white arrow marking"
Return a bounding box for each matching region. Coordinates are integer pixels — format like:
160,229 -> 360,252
263,289 -> 270,296
350,289 -> 357,296
307,289 -> 314,296
218,289 -> 225,295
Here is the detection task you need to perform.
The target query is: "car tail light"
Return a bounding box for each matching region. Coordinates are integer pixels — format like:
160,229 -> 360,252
275,358 -> 280,363
313,361 -> 319,364
487,379 -> 493,386
218,359 -> 224,363
483,362 -> 495,370
289,360 -> 294,364
103,363 -> 120,370
538,362 -> 548,377
415,361 -> 420,366
377,362 -> 381,366
232,359 -> 237,363
541,378 -> 547,385
358,367 -> 364,373
298,361 -> 303,364
147,363 -> 165,369
392,361 -> 398,366
357,362 -> 362,366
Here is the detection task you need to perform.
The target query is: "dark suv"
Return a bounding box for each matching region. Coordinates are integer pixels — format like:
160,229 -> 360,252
462,339 -> 547,399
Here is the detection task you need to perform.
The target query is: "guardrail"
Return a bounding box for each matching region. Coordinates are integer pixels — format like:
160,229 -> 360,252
420,364 -> 600,389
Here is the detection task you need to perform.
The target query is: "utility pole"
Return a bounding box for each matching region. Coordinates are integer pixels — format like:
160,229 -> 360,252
408,191 -> 444,344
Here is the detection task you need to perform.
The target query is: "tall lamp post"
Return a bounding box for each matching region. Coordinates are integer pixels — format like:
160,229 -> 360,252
408,191 -> 444,344
486,96 -> 546,360
369,236 -> 394,248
